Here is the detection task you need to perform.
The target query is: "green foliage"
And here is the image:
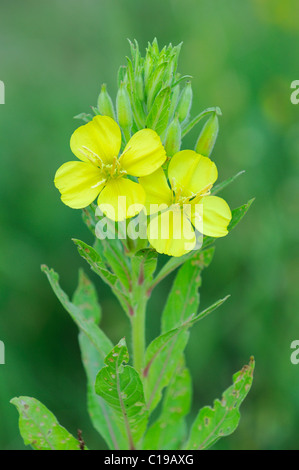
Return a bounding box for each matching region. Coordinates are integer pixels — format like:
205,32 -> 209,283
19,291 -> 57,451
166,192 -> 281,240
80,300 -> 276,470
10,397 -> 82,450
143,361 -> 192,450
185,358 -> 255,450
73,271 -> 128,449
161,248 -> 215,332
10,38 -> 255,451
143,296 -> 229,413
95,339 -> 148,449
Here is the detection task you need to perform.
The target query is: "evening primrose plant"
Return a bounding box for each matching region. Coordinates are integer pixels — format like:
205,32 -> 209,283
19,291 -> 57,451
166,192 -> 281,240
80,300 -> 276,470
11,39 -> 255,451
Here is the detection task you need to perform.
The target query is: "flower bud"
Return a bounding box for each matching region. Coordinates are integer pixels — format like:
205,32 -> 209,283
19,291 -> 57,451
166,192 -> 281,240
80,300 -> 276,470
176,81 -> 193,122
135,71 -> 144,102
144,50 -> 154,93
97,84 -> 115,119
116,82 -> 133,131
165,116 -> 181,157
195,112 -> 219,157
117,66 -> 127,88
169,84 -> 180,121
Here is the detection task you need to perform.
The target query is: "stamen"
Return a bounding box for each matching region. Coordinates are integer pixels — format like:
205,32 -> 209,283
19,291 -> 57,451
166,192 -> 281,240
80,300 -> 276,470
82,146 -> 104,167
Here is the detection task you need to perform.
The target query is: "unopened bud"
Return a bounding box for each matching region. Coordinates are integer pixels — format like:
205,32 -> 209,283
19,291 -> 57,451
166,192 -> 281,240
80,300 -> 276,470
176,81 -> 193,122
144,51 -> 154,94
116,82 -> 133,131
117,66 -> 127,88
97,84 -> 115,119
136,72 -> 144,102
165,117 -> 181,157
195,113 -> 219,157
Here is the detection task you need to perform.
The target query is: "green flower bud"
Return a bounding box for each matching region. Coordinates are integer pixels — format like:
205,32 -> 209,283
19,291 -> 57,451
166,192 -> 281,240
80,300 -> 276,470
135,71 -> 144,102
169,84 -> 180,121
151,38 -> 160,57
176,81 -> 193,122
117,66 -> 127,88
144,50 -> 154,93
165,116 -> 181,157
195,112 -> 219,157
97,84 -> 115,120
116,82 -> 133,133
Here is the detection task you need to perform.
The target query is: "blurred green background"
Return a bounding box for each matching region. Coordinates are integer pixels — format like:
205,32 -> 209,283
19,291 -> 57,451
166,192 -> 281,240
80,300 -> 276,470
1,0 -> 299,450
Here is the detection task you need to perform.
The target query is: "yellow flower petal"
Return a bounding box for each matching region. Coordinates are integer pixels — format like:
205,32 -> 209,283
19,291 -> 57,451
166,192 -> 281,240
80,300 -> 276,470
198,195 -> 232,237
147,207 -> 196,257
139,168 -> 172,214
54,161 -> 105,209
120,129 -> 166,177
70,115 -> 121,165
97,178 -> 145,221
168,150 -> 218,197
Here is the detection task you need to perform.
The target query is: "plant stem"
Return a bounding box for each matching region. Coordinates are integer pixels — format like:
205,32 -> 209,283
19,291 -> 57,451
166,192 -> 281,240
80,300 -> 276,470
131,285 -> 147,374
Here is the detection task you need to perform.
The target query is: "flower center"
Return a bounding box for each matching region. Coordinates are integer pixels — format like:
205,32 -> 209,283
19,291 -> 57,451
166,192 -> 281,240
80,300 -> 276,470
102,156 -> 127,180
171,179 -> 213,207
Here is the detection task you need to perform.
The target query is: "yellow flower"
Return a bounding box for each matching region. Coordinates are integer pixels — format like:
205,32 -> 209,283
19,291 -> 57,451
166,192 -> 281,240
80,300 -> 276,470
54,115 -> 166,221
139,150 -> 232,257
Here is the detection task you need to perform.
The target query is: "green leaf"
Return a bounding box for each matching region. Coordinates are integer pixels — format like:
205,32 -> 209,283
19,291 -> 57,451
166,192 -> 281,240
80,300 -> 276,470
212,171 -> 245,195
72,239 -> 130,314
41,265 -> 112,358
143,361 -> 192,450
73,269 -> 101,323
74,112 -> 93,123
143,296 -> 229,413
146,62 -> 168,109
78,333 -> 128,450
151,246 -> 214,293
103,241 -> 132,292
131,248 -> 158,288
228,198 -> 255,231
72,270 -> 128,449
185,357 -> 255,450
181,107 -> 222,138
10,397 -> 82,450
146,87 -> 171,136
161,248 -> 215,333
95,339 -> 148,449
73,238 -> 118,289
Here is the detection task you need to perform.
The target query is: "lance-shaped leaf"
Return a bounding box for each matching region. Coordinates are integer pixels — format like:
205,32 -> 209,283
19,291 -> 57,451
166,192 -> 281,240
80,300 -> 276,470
162,247 -> 215,333
131,248 -> 158,288
78,333 -> 128,450
146,62 -> 168,108
212,171 -> 245,196
181,107 -> 222,138
72,239 -> 118,289
143,361 -> 192,450
146,87 -> 171,136
185,357 -> 255,450
143,297 -> 229,413
72,271 -> 128,449
10,397 -> 82,450
41,265 -> 112,360
95,339 -> 148,449
72,239 -> 130,315
73,269 -> 101,323
228,198 -> 255,231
